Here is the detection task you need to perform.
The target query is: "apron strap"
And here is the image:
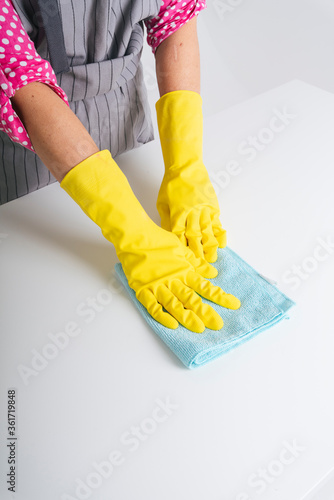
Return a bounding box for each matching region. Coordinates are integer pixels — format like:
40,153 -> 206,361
36,0 -> 69,74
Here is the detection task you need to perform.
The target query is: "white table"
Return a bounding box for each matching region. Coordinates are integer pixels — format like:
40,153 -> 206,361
1,80 -> 333,500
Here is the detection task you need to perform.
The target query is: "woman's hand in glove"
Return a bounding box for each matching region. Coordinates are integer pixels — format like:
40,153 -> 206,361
156,90 -> 226,265
61,150 -> 240,333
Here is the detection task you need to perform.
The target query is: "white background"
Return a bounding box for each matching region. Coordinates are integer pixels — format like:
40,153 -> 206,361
1,1 -> 334,499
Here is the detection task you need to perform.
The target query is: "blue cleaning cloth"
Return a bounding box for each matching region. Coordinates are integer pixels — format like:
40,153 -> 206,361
114,247 -> 295,369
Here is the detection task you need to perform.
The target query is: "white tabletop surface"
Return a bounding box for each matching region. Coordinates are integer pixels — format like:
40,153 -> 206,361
1,80 -> 334,500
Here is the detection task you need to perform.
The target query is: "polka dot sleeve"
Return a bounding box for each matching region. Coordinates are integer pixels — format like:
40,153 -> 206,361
0,0 -> 69,152
144,0 -> 207,54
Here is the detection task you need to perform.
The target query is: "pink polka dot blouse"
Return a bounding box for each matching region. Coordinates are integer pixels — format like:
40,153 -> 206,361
145,1 -> 207,53
0,1 -> 69,152
0,0 -> 207,151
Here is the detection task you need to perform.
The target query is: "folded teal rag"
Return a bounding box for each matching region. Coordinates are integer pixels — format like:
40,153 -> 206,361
114,247 -> 295,369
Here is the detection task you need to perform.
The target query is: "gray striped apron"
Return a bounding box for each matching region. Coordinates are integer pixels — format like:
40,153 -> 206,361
0,0 -> 160,205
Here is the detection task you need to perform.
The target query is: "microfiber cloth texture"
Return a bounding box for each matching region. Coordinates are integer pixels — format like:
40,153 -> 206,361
114,247 -> 295,369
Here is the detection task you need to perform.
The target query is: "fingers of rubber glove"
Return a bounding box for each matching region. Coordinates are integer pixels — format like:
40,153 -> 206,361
170,280 -> 224,331
186,271 -> 241,310
183,247 -> 218,279
200,207 -> 220,263
155,284 -> 206,333
136,288 -> 179,330
212,214 -> 227,248
193,258 -> 218,279
185,210 -> 205,260
184,210 -> 218,276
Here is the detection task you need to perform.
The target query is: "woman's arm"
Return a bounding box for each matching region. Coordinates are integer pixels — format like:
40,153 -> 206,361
11,82 -> 99,182
150,3 -> 227,266
144,0 -> 206,96
0,0 -> 98,182
154,16 -> 200,96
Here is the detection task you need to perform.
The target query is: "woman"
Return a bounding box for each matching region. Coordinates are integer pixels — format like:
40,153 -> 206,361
0,0 -> 240,332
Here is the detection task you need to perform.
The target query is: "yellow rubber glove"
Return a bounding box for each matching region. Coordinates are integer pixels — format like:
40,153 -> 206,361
156,90 -> 226,264
60,150 -> 240,333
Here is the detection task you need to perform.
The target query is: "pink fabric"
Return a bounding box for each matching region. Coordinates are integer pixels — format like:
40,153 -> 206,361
0,0 -> 69,152
145,0 -> 207,54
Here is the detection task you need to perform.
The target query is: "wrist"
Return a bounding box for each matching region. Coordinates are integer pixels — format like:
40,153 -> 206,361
61,150 -> 155,246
